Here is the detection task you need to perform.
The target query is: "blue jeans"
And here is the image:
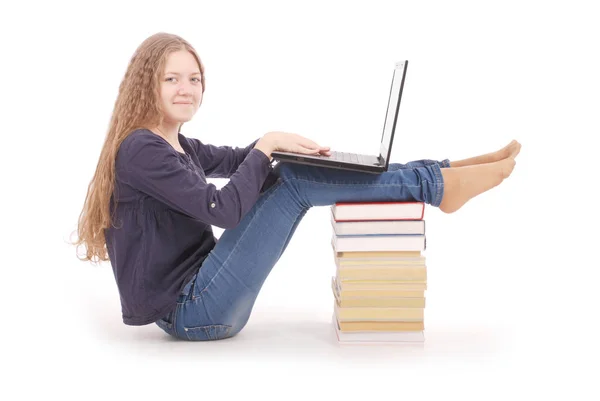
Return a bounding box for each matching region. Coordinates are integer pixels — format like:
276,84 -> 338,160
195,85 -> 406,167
155,158 -> 450,340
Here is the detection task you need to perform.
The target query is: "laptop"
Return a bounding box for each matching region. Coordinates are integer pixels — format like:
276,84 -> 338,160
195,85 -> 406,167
271,60 -> 408,174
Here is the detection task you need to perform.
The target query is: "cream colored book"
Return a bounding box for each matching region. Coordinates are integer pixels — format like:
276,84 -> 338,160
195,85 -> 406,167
337,288 -> 426,298
332,279 -> 426,308
333,277 -> 425,298
333,315 -> 425,343
335,252 -> 427,278
334,301 -> 425,321
337,319 -> 425,332
336,266 -> 427,281
337,278 -> 427,291
334,247 -> 426,266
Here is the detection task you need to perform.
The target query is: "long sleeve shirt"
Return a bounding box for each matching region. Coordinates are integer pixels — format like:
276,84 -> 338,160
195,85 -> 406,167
104,128 -> 274,325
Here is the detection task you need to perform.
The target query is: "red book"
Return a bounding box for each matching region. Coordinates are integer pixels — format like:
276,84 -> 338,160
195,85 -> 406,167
331,201 -> 425,221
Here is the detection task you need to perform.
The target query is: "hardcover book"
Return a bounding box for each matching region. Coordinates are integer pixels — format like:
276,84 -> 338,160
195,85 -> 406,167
330,210 -> 426,236
332,233 -> 426,252
331,201 -> 425,221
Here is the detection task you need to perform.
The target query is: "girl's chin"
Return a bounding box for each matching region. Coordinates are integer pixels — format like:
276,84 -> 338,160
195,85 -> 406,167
166,114 -> 194,124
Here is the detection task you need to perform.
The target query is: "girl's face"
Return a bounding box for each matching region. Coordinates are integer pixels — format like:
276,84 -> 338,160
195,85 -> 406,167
159,50 -> 203,125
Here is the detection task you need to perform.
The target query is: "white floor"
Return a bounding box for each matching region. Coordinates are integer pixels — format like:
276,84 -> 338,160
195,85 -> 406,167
11,203 -> 600,400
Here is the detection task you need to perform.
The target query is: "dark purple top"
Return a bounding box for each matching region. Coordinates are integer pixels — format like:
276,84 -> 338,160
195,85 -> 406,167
104,129 -> 274,325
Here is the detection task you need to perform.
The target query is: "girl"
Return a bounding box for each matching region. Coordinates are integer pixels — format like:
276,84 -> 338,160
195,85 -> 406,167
74,32 -> 520,341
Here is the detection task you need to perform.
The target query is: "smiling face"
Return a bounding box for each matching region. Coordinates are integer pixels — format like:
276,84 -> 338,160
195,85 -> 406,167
159,50 -> 203,126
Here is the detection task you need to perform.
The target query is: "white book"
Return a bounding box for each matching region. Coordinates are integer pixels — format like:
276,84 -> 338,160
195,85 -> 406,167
330,210 -> 426,235
331,202 -> 425,221
332,315 -> 425,343
332,233 -> 426,252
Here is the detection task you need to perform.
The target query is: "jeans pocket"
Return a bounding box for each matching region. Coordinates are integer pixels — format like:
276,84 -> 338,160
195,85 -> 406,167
183,324 -> 232,341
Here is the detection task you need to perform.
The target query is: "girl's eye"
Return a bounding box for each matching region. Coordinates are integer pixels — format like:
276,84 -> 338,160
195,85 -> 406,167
166,77 -> 201,83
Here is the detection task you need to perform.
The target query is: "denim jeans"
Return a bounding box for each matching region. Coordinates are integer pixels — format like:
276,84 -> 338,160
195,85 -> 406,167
155,158 -> 450,340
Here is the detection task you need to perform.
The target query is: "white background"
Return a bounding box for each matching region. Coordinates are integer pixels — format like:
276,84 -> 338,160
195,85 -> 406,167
1,0 -> 599,399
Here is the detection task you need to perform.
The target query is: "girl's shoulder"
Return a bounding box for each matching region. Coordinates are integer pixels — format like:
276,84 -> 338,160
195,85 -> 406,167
118,129 -> 180,158
122,128 -> 163,148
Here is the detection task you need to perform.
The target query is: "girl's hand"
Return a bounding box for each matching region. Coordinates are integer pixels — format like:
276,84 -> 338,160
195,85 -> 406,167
255,131 -> 331,159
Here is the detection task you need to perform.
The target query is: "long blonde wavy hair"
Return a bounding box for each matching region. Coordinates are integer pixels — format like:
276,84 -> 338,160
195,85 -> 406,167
72,32 -> 206,264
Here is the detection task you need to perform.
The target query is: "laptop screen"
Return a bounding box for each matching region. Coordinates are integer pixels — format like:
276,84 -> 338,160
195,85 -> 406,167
379,61 -> 408,167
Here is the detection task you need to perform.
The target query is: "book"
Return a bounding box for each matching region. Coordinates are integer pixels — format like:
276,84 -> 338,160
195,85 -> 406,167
332,233 -> 426,252
330,211 -> 426,236
336,250 -> 422,258
334,249 -> 426,268
336,278 -> 427,291
337,319 -> 425,332
337,258 -> 426,266
334,276 -> 425,296
333,315 -> 425,343
332,239 -> 424,261
331,201 -> 425,221
334,301 -> 425,321
335,288 -> 425,298
332,279 -> 426,308
335,296 -> 426,308
335,265 -> 427,281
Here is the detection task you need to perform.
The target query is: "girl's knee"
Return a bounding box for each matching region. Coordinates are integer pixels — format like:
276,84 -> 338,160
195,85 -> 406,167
175,316 -> 249,341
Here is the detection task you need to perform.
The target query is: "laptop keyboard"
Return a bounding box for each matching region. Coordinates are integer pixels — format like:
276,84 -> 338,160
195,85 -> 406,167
312,151 -> 365,164
303,149 -> 383,166
319,151 -> 364,164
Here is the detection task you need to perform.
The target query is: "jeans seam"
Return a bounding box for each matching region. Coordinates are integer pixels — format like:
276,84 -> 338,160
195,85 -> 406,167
187,273 -> 200,301
197,291 -> 214,326
430,164 -> 444,207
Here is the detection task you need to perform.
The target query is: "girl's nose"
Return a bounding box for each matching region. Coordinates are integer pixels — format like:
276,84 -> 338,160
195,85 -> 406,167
178,83 -> 193,94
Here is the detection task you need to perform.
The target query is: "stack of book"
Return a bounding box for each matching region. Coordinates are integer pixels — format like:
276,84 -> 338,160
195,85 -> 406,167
330,201 -> 427,344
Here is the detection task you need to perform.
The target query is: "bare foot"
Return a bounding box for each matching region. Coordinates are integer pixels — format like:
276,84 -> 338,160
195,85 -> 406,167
450,140 -> 521,167
439,158 -> 516,213
507,140 -> 521,159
